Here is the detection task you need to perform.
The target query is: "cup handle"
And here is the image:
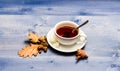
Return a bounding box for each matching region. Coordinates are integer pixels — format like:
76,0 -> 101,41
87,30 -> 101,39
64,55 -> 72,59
76,35 -> 87,44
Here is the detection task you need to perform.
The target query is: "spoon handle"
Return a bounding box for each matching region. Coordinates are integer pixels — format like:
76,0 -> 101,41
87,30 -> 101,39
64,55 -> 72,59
76,20 -> 89,29
72,20 -> 89,33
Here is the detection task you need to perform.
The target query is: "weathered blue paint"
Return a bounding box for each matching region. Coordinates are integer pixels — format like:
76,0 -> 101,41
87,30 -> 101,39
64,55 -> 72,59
0,1 -> 120,71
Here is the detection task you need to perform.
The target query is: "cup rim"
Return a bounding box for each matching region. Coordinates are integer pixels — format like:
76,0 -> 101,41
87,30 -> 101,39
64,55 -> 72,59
54,21 -> 81,40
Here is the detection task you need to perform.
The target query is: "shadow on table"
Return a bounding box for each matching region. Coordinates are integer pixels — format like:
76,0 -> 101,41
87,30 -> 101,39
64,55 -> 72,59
48,44 -> 88,64
24,40 -> 88,63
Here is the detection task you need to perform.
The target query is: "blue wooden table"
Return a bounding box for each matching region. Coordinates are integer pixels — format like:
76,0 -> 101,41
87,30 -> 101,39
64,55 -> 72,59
0,1 -> 120,71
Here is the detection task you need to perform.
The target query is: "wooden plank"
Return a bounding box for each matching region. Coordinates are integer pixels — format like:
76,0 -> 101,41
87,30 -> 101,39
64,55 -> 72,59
0,15 -> 120,71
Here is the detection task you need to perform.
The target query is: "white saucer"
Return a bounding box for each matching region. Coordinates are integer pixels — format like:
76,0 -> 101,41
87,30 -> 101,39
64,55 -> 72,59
46,28 -> 87,53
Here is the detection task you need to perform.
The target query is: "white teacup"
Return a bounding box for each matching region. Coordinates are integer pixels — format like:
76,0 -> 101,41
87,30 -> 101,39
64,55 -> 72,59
54,21 -> 85,45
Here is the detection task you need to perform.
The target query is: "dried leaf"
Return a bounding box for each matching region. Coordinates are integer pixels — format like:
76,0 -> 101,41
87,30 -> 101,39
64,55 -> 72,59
27,32 -> 39,43
18,32 -> 49,58
76,49 -> 88,60
18,44 -> 40,58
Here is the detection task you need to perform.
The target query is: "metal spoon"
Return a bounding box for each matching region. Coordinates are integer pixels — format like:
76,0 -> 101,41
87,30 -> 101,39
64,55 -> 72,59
72,20 -> 89,33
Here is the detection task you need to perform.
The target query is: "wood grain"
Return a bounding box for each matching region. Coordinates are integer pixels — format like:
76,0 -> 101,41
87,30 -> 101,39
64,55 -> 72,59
0,1 -> 120,71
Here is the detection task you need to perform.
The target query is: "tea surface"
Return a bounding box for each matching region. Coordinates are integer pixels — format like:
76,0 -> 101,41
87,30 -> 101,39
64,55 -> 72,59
57,26 -> 78,38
